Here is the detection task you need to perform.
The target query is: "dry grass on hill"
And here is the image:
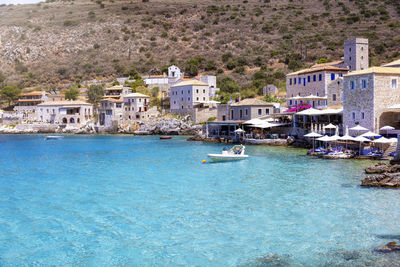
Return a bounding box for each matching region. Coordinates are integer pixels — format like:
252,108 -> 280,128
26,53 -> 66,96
0,0 -> 399,90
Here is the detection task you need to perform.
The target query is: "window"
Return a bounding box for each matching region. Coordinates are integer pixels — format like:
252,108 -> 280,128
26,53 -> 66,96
289,100 -> 293,105
188,90 -> 190,94
294,78 -> 297,85
307,76 -> 310,82
298,77 -> 301,84
265,109 -> 270,115
181,98 -> 183,101
313,75 -> 316,82
352,112 -> 356,120
203,89 -> 205,93
349,48 -> 351,52
331,73 -> 335,80
361,112 -> 365,120
203,97 -> 205,101
106,110 -> 112,115
231,110 -> 234,119
349,57 -> 352,61
188,97 -> 190,101
116,103 -> 121,108
361,79 -> 367,89
303,78 -> 306,86
181,90 -> 183,95
245,109 -> 248,116
258,109 -> 262,115
289,78 -> 292,85
196,97 -> 199,101
196,89 -> 199,93
240,109 -> 243,118
222,115 -> 226,121
332,94 -> 336,101
392,79 -> 398,89
350,81 -> 355,90
319,74 -> 322,81
340,73 -> 343,77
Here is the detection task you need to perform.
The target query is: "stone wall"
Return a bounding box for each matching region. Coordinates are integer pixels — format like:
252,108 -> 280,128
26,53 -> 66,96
327,77 -> 343,107
343,73 -> 400,132
373,74 -> 400,131
343,73 -> 374,131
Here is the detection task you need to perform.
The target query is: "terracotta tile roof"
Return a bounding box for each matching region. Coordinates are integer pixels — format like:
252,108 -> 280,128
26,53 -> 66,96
37,100 -> 91,106
20,91 -> 46,96
382,59 -> 400,67
18,99 -> 43,102
287,66 -> 348,76
311,60 -> 344,68
171,80 -> 208,87
102,98 -> 124,103
124,92 -> 150,98
345,67 -> 400,77
148,75 -> 166,78
230,98 -> 275,106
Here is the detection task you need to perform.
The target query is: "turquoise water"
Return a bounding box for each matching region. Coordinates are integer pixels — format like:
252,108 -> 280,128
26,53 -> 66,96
0,135 -> 399,266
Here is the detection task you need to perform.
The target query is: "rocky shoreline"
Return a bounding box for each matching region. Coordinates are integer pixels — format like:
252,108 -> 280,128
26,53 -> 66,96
0,118 -> 202,136
362,162 -> 400,188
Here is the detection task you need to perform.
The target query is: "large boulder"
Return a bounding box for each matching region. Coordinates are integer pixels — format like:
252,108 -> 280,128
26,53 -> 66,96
361,173 -> 400,188
375,242 -> 400,253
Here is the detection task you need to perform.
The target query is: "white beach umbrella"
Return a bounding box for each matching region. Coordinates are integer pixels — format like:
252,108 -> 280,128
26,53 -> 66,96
354,135 -> 371,154
350,125 -> 368,131
316,135 -> 331,142
380,125 -> 395,137
338,127 -> 355,149
324,123 -> 336,129
304,132 -> 322,152
335,125 -> 339,136
235,128 -> 245,134
380,125 -> 395,131
361,131 -> 381,138
304,132 -> 323,138
350,124 -> 368,137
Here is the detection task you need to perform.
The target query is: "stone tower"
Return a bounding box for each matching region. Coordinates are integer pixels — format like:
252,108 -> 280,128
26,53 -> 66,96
344,38 -> 369,72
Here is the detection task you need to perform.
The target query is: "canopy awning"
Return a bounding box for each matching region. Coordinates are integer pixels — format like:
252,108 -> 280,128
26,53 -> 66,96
288,95 -> 327,100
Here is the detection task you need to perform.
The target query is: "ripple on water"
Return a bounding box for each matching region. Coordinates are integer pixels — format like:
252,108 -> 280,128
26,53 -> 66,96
0,135 -> 398,266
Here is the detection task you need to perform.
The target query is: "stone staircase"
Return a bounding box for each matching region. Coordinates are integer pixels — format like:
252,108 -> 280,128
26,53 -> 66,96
383,143 -> 397,159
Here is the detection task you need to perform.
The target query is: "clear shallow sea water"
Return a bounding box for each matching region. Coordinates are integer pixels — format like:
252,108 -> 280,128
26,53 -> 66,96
0,135 -> 400,266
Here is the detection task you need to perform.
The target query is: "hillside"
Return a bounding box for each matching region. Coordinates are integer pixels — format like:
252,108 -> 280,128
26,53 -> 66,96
0,0 -> 399,91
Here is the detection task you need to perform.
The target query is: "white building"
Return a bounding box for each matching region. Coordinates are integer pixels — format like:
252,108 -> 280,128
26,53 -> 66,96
36,100 -> 93,125
123,93 -> 150,120
14,91 -> 48,116
99,98 -> 124,127
199,75 -> 219,97
170,80 -> 210,112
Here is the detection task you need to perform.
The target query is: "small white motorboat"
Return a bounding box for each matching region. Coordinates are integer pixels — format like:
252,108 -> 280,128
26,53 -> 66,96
45,135 -> 64,140
207,145 -> 249,162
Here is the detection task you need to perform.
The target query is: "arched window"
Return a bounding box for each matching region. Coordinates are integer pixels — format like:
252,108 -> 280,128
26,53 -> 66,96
77,118 -> 80,123
70,118 -> 75,123
62,118 -> 67,124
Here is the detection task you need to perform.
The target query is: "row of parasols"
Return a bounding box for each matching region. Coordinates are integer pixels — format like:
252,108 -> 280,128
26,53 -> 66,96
304,124 -> 397,152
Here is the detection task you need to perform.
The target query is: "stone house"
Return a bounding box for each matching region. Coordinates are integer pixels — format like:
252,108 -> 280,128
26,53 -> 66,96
263,84 -> 278,96
36,100 -> 93,125
123,93 -> 150,121
286,38 -> 369,108
225,98 -> 278,121
286,66 -> 348,108
343,67 -> 400,132
98,98 -> 124,127
170,80 -> 210,113
14,91 -> 48,116
104,85 -> 132,99
327,77 -> 343,107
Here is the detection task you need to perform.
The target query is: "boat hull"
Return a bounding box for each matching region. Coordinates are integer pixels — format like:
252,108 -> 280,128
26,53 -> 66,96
46,136 -> 64,140
160,137 -> 172,139
207,154 -> 249,162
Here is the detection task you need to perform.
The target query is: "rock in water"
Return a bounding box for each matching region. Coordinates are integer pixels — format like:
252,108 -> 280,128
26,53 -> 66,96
365,163 -> 400,174
361,173 -> 400,188
375,242 -> 400,253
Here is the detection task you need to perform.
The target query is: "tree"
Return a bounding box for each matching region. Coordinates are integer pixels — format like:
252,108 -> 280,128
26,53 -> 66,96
151,87 -> 159,97
0,71 -> 5,84
64,86 -> 80,100
217,77 -> 239,93
0,85 -> 21,107
87,84 -> 104,114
